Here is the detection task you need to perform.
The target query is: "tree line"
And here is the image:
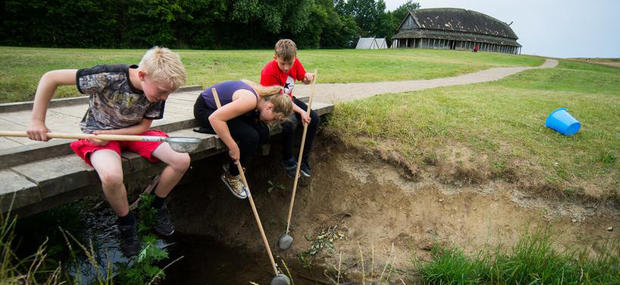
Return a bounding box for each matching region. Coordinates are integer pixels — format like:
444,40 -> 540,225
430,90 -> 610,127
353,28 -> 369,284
1,0 -> 419,49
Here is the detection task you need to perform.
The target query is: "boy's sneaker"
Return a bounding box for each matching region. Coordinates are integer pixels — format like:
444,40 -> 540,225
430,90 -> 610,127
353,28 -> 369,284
153,204 -> 175,236
282,157 -> 297,178
300,160 -> 312,177
118,221 -> 140,257
221,171 -> 248,199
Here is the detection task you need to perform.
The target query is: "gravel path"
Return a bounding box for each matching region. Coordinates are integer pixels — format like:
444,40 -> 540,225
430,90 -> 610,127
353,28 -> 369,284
295,58 -> 558,103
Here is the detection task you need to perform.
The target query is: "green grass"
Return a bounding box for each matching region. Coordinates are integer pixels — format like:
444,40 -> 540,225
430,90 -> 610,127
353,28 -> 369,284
0,47 -> 543,103
326,59 -> 620,198
418,228 -> 620,284
0,202 -> 61,284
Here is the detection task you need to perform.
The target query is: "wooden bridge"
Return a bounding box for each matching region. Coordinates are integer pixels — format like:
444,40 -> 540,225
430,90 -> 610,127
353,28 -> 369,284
0,86 -> 333,216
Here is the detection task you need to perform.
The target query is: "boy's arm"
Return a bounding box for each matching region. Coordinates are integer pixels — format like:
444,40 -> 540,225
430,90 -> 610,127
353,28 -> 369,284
302,72 -> 314,84
294,58 -> 314,84
28,69 -> 78,141
292,102 -> 311,125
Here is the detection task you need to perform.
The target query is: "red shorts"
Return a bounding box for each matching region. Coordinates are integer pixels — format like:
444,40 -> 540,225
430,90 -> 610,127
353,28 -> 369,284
70,130 -> 168,166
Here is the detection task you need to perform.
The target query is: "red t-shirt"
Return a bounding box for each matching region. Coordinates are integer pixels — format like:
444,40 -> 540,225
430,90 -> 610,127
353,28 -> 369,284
260,58 -> 306,98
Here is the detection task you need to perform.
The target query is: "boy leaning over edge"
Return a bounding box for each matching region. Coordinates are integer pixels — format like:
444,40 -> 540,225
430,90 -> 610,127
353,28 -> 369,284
27,47 -> 190,257
260,39 -> 318,178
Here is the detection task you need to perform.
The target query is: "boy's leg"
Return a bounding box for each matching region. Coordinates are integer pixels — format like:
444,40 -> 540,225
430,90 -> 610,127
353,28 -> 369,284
281,111 -> 299,176
151,142 -> 191,198
287,97 -> 320,177
90,149 -> 140,256
292,97 -> 320,163
90,149 -> 129,216
150,142 -> 190,235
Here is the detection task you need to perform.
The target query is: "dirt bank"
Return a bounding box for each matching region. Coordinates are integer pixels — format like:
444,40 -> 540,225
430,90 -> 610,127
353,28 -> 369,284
169,136 -> 620,283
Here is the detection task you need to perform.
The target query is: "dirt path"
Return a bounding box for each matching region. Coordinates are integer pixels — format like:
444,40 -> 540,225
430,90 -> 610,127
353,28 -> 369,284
295,58 -> 558,103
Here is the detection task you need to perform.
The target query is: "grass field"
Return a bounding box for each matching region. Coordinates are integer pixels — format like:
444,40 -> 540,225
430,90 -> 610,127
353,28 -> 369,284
568,57 -> 620,68
326,59 -> 619,199
418,228 -> 620,284
0,47 -> 543,103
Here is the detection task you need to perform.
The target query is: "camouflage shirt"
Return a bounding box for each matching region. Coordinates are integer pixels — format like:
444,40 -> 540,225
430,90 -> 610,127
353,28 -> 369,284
76,64 -> 165,133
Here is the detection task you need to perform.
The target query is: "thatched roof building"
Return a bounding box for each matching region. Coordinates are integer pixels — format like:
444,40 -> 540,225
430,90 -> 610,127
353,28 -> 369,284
392,8 -> 521,54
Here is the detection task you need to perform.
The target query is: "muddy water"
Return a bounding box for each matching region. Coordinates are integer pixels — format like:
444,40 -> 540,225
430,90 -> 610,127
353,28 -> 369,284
162,234 -> 281,284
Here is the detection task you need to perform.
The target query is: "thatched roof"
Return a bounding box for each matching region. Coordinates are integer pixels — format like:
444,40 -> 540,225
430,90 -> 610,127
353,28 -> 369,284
394,30 -> 520,46
393,8 -> 520,46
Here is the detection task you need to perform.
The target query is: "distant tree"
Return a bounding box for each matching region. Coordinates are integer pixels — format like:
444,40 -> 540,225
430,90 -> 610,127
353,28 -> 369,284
1,0 -> 394,49
373,0 -> 395,43
391,0 -> 420,26
333,0 -> 394,42
316,0 -> 360,48
126,0 -> 184,47
1,0 -> 118,47
174,0 -> 228,48
348,0 -> 381,36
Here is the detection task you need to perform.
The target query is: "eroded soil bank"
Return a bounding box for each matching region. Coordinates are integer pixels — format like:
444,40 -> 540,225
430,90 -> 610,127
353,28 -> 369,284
167,139 -> 620,283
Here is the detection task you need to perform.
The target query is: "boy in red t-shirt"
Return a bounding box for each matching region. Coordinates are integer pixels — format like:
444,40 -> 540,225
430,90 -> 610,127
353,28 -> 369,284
260,39 -> 317,177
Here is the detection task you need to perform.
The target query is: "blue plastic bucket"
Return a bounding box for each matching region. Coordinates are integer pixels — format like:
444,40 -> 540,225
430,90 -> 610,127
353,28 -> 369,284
545,108 -> 581,136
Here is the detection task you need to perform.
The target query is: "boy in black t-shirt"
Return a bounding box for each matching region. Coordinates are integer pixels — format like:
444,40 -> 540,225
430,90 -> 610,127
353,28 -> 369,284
27,47 -> 188,257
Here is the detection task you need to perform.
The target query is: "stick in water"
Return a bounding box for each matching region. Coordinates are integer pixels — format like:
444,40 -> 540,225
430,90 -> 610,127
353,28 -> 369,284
285,69 -> 318,235
211,87 -> 280,277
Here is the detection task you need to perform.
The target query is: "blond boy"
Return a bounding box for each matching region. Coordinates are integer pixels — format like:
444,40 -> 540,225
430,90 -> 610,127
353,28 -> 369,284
27,47 -> 189,257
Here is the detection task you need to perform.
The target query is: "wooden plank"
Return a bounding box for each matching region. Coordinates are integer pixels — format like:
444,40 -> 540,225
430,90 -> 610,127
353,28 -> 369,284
0,108 -> 82,134
11,155 -> 96,200
0,169 -> 41,212
0,137 -> 24,149
170,92 -> 201,103
48,104 -> 89,118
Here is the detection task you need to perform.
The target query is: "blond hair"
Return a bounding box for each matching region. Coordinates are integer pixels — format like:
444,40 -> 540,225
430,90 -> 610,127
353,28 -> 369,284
242,79 -> 292,121
274,39 -> 297,62
139,46 -> 186,90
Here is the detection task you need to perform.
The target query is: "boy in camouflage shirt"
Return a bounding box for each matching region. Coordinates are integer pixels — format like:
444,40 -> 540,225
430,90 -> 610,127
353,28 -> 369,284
27,47 -> 189,257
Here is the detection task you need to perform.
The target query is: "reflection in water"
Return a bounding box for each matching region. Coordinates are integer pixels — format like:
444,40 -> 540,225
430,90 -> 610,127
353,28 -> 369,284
64,205 -> 278,284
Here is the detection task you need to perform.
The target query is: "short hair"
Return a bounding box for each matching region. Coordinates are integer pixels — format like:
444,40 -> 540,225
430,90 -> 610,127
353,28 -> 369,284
139,46 -> 186,90
274,39 -> 297,62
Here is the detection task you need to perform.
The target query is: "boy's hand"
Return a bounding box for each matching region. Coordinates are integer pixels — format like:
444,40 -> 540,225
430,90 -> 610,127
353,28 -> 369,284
27,121 -> 50,141
303,73 -> 314,84
89,130 -> 110,146
300,111 -> 311,125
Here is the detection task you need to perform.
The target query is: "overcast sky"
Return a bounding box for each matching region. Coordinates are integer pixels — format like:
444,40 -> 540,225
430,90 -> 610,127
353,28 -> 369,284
384,0 -> 620,58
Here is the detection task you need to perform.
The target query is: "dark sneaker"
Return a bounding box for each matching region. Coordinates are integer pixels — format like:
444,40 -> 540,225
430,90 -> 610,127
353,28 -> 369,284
282,157 -> 297,178
118,221 -> 140,257
300,160 -> 312,177
221,171 -> 248,199
153,204 -> 175,236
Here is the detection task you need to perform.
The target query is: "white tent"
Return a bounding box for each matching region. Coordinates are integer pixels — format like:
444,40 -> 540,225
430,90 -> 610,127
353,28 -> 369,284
374,38 -> 387,49
355,37 -> 388,49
